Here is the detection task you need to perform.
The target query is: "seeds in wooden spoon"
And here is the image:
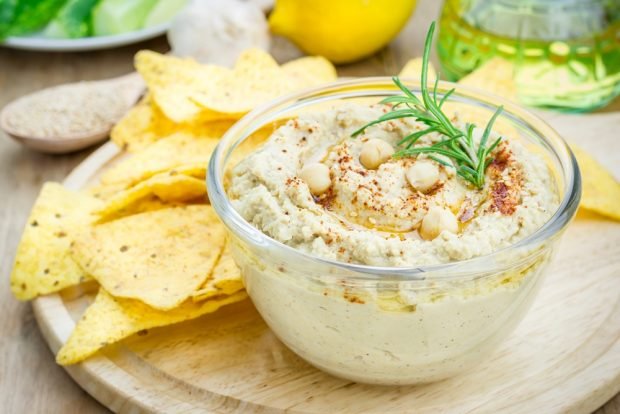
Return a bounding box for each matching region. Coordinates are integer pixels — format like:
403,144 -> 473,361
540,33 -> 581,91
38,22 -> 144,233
2,82 -> 130,140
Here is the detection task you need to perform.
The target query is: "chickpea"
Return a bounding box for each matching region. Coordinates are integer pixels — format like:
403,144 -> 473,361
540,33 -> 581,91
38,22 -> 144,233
359,139 -> 394,170
300,162 -> 331,195
419,207 -> 458,240
406,160 -> 440,193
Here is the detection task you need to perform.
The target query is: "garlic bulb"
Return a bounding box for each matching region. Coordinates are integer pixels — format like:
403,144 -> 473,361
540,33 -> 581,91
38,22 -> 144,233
168,0 -> 270,67
244,0 -> 274,12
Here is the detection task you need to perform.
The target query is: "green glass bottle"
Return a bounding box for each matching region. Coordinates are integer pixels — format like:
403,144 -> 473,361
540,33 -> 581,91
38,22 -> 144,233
437,0 -> 620,112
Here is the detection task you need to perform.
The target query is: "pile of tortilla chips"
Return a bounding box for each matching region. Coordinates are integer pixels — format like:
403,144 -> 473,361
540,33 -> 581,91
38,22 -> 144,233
10,49 -> 337,365
112,49 -> 337,152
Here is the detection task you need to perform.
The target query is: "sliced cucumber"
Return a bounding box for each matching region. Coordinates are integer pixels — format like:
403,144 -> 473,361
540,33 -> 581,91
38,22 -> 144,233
92,0 -> 157,36
143,0 -> 187,28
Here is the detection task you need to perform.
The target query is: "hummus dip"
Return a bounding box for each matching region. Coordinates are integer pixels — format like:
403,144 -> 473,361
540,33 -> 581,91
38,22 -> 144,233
227,103 -> 560,384
229,103 -> 558,266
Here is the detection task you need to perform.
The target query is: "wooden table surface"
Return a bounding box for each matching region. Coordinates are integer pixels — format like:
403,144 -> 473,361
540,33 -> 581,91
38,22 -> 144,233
0,1 -> 618,412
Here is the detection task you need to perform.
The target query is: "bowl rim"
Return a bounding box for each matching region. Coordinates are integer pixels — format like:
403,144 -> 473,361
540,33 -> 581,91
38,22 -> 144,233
207,77 -> 581,279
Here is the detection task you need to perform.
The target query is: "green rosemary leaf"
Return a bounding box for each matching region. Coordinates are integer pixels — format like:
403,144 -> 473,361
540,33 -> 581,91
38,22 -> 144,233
429,155 -> 453,168
487,136 -> 503,155
432,76 -> 440,106
459,165 -> 479,176
438,88 -> 455,109
465,123 -> 475,146
351,109 -> 415,136
379,95 -> 416,106
397,126 -> 439,147
350,21 -> 503,189
478,105 -> 504,160
484,157 -> 495,170
395,146 -> 472,164
393,76 -> 421,104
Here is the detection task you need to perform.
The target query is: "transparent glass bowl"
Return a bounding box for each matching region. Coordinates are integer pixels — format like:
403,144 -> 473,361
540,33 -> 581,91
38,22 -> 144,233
207,78 -> 581,385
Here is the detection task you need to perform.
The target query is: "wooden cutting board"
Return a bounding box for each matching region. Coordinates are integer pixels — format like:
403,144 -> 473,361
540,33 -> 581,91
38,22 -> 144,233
32,112 -> 620,414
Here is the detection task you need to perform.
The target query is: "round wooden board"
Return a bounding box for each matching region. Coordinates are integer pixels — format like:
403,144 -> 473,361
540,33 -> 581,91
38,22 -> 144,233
33,115 -> 620,413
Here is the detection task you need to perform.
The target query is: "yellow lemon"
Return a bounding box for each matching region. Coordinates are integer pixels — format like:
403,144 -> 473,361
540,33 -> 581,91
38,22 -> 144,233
269,0 -> 417,64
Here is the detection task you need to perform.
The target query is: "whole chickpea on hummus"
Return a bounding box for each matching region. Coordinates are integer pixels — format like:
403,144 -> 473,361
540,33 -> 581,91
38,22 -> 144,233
229,103 -> 558,267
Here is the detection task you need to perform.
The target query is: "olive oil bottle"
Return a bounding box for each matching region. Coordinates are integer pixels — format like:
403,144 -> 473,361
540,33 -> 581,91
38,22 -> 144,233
437,0 -> 620,112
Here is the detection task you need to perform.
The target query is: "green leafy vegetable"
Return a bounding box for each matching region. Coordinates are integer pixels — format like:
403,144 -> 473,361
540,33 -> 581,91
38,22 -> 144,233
2,0 -> 68,38
351,21 -> 504,189
0,0 -> 19,38
44,0 -> 99,38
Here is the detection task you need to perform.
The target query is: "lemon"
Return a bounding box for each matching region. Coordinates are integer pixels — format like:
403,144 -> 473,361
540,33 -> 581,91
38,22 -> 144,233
269,0 -> 417,64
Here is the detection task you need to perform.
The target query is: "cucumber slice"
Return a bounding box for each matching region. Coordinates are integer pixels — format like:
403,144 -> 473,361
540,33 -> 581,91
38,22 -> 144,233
92,0 -> 157,36
143,0 -> 187,28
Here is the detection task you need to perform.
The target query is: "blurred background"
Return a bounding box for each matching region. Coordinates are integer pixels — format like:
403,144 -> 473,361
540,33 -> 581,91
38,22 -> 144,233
1,0 -> 618,112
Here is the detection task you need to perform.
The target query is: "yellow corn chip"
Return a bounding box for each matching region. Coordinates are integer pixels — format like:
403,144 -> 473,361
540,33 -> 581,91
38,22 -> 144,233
458,57 -> 517,101
95,171 -> 207,222
100,195 -> 193,218
192,242 -> 244,302
571,145 -> 620,221
56,288 -> 248,365
281,56 -> 338,85
152,86 -> 215,124
71,205 -> 226,310
110,95 -> 178,152
135,50 -> 228,90
135,50 -> 231,123
398,57 -> 437,80
97,132 -> 221,192
189,50 -> 289,119
10,183 -> 101,300
136,49 -> 337,123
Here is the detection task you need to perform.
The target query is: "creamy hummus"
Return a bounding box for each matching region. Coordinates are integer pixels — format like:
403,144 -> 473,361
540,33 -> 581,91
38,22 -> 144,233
229,104 -> 558,266
227,103 -> 559,384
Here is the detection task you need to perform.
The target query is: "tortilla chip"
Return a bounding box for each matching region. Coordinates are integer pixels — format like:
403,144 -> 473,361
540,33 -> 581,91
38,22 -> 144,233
10,183 -> 101,300
136,49 -> 337,123
192,242 -> 244,302
97,132 -> 221,194
571,145 -> 620,221
399,57 -> 437,80
151,87 -> 213,124
135,50 -> 235,123
110,95 -> 178,152
281,56 -> 337,85
56,288 -> 248,365
71,205 -> 226,310
136,49 -> 226,88
100,195 -> 194,219
189,50 -> 287,119
458,57 -> 517,101
95,171 -> 207,223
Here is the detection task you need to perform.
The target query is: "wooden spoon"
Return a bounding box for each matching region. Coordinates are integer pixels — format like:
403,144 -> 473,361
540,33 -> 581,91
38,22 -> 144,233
0,72 -> 144,154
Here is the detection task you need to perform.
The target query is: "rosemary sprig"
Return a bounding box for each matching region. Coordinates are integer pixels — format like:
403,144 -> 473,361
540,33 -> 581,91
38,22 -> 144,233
351,21 -> 503,189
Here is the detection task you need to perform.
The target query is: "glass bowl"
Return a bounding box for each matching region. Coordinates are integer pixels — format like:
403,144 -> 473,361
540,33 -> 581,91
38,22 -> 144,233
207,78 -> 581,385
